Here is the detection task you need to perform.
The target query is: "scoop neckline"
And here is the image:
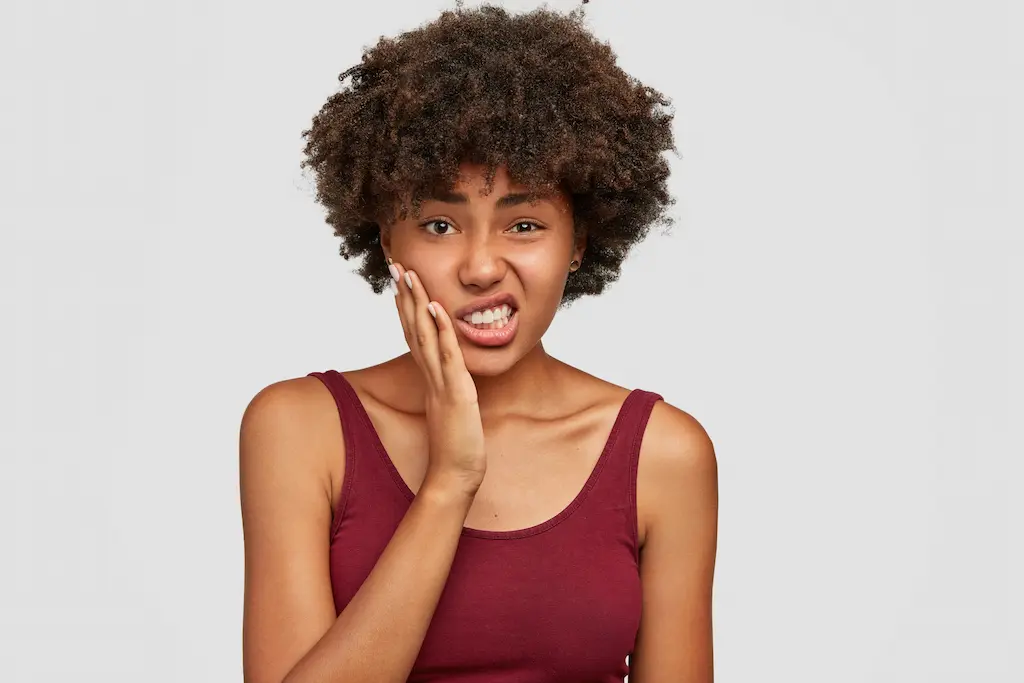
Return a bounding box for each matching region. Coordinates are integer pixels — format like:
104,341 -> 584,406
336,371 -> 640,540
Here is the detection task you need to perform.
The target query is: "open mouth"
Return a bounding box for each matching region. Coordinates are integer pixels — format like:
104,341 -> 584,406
459,303 -> 515,330
455,305 -> 519,347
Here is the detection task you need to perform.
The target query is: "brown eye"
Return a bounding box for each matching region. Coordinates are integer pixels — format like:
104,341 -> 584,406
508,221 -> 543,234
421,220 -> 455,236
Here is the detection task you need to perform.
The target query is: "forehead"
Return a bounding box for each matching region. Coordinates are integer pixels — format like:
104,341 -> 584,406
451,162 -> 522,193
423,162 -> 570,210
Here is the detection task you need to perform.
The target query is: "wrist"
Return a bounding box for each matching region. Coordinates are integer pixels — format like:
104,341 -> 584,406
421,469 -> 483,503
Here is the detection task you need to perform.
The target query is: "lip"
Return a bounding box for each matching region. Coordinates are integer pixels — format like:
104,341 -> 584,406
453,292 -> 520,320
455,308 -> 520,347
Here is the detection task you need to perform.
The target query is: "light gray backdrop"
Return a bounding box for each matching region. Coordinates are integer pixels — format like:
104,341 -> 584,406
1,0 -> 1020,681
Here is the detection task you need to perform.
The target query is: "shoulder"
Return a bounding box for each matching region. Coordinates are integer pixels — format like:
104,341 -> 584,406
241,375 -> 338,440
636,398 -> 718,543
239,375 -> 343,499
641,399 -> 717,481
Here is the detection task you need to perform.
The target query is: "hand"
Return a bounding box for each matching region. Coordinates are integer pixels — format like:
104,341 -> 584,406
389,261 -> 487,495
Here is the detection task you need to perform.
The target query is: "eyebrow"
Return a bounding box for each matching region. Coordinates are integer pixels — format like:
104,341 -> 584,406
427,190 -> 549,209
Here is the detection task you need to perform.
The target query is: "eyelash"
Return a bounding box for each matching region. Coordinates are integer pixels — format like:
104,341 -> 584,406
419,220 -> 545,236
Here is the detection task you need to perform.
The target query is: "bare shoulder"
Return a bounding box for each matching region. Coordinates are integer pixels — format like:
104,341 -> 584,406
241,375 -> 341,452
562,363 -> 716,477
636,399 -> 718,545
243,375 -> 337,419
641,400 -> 717,478
558,369 -> 717,511
239,375 -> 343,503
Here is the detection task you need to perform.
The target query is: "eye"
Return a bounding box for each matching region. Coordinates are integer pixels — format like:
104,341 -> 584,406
420,220 -> 457,236
508,221 -> 544,234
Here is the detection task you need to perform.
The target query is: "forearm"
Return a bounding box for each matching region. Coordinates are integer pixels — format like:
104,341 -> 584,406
280,475 -> 474,683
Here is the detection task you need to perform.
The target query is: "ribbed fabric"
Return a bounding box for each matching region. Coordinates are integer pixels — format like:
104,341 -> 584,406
308,369 -> 663,682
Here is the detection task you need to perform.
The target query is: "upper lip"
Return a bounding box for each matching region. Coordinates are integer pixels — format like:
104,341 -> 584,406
454,293 -> 519,319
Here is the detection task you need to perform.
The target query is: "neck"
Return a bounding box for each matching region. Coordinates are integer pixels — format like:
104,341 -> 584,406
390,341 -> 571,423
472,341 -> 567,422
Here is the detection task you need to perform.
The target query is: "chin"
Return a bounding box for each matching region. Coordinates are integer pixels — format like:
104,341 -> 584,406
461,344 -> 520,378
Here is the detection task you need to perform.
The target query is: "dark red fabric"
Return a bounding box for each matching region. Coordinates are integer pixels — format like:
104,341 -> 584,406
309,369 -> 663,682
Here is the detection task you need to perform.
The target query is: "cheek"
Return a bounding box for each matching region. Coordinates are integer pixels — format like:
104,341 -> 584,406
509,255 -> 572,318
404,254 -> 457,291
510,250 -> 570,282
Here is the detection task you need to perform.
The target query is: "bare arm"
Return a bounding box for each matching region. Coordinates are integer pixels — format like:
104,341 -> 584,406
629,401 -> 719,683
240,378 -> 476,683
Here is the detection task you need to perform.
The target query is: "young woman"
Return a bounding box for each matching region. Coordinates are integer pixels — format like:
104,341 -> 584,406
240,4 -> 718,682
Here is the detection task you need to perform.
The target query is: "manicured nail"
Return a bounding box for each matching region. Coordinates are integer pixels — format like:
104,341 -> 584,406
427,303 -> 436,318
388,264 -> 399,282
404,272 -> 413,289
390,280 -> 398,296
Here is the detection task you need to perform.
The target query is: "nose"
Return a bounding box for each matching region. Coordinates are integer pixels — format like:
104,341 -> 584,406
458,234 -> 507,290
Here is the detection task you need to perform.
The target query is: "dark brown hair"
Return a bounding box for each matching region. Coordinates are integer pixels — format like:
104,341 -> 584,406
300,2 -> 677,306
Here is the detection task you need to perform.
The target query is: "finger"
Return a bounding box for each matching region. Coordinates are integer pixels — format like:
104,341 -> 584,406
396,264 -> 417,320
390,263 -> 416,351
426,300 -> 476,402
390,262 -> 437,385
391,262 -> 430,383
404,269 -> 445,388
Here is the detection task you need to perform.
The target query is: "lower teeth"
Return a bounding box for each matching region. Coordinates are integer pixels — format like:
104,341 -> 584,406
472,318 -> 508,330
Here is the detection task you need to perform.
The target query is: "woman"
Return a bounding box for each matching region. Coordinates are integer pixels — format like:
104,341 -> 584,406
240,4 -> 718,682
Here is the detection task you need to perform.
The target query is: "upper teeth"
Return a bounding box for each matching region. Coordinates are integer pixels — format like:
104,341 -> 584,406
463,304 -> 513,324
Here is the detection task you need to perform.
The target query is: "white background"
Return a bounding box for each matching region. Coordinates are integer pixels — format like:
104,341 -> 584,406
1,0 -> 1020,680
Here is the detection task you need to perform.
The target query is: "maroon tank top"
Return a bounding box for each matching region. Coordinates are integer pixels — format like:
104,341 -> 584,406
309,369 -> 663,682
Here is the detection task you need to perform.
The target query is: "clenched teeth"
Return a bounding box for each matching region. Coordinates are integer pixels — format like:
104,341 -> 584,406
463,304 -> 514,329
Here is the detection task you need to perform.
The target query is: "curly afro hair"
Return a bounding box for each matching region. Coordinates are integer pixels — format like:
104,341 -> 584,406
300,1 -> 677,307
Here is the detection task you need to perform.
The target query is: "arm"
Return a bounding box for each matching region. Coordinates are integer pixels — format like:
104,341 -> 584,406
629,402 -> 719,683
240,378 -> 475,683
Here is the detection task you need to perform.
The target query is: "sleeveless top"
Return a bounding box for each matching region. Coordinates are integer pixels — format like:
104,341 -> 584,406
308,369 -> 664,682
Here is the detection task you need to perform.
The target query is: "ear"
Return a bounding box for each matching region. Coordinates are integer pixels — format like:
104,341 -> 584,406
574,230 -> 587,262
379,223 -> 391,254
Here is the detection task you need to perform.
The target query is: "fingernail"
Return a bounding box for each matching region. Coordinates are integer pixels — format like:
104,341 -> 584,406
388,264 -> 399,282
427,303 -> 436,318
390,280 -> 398,296
404,272 -> 413,289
